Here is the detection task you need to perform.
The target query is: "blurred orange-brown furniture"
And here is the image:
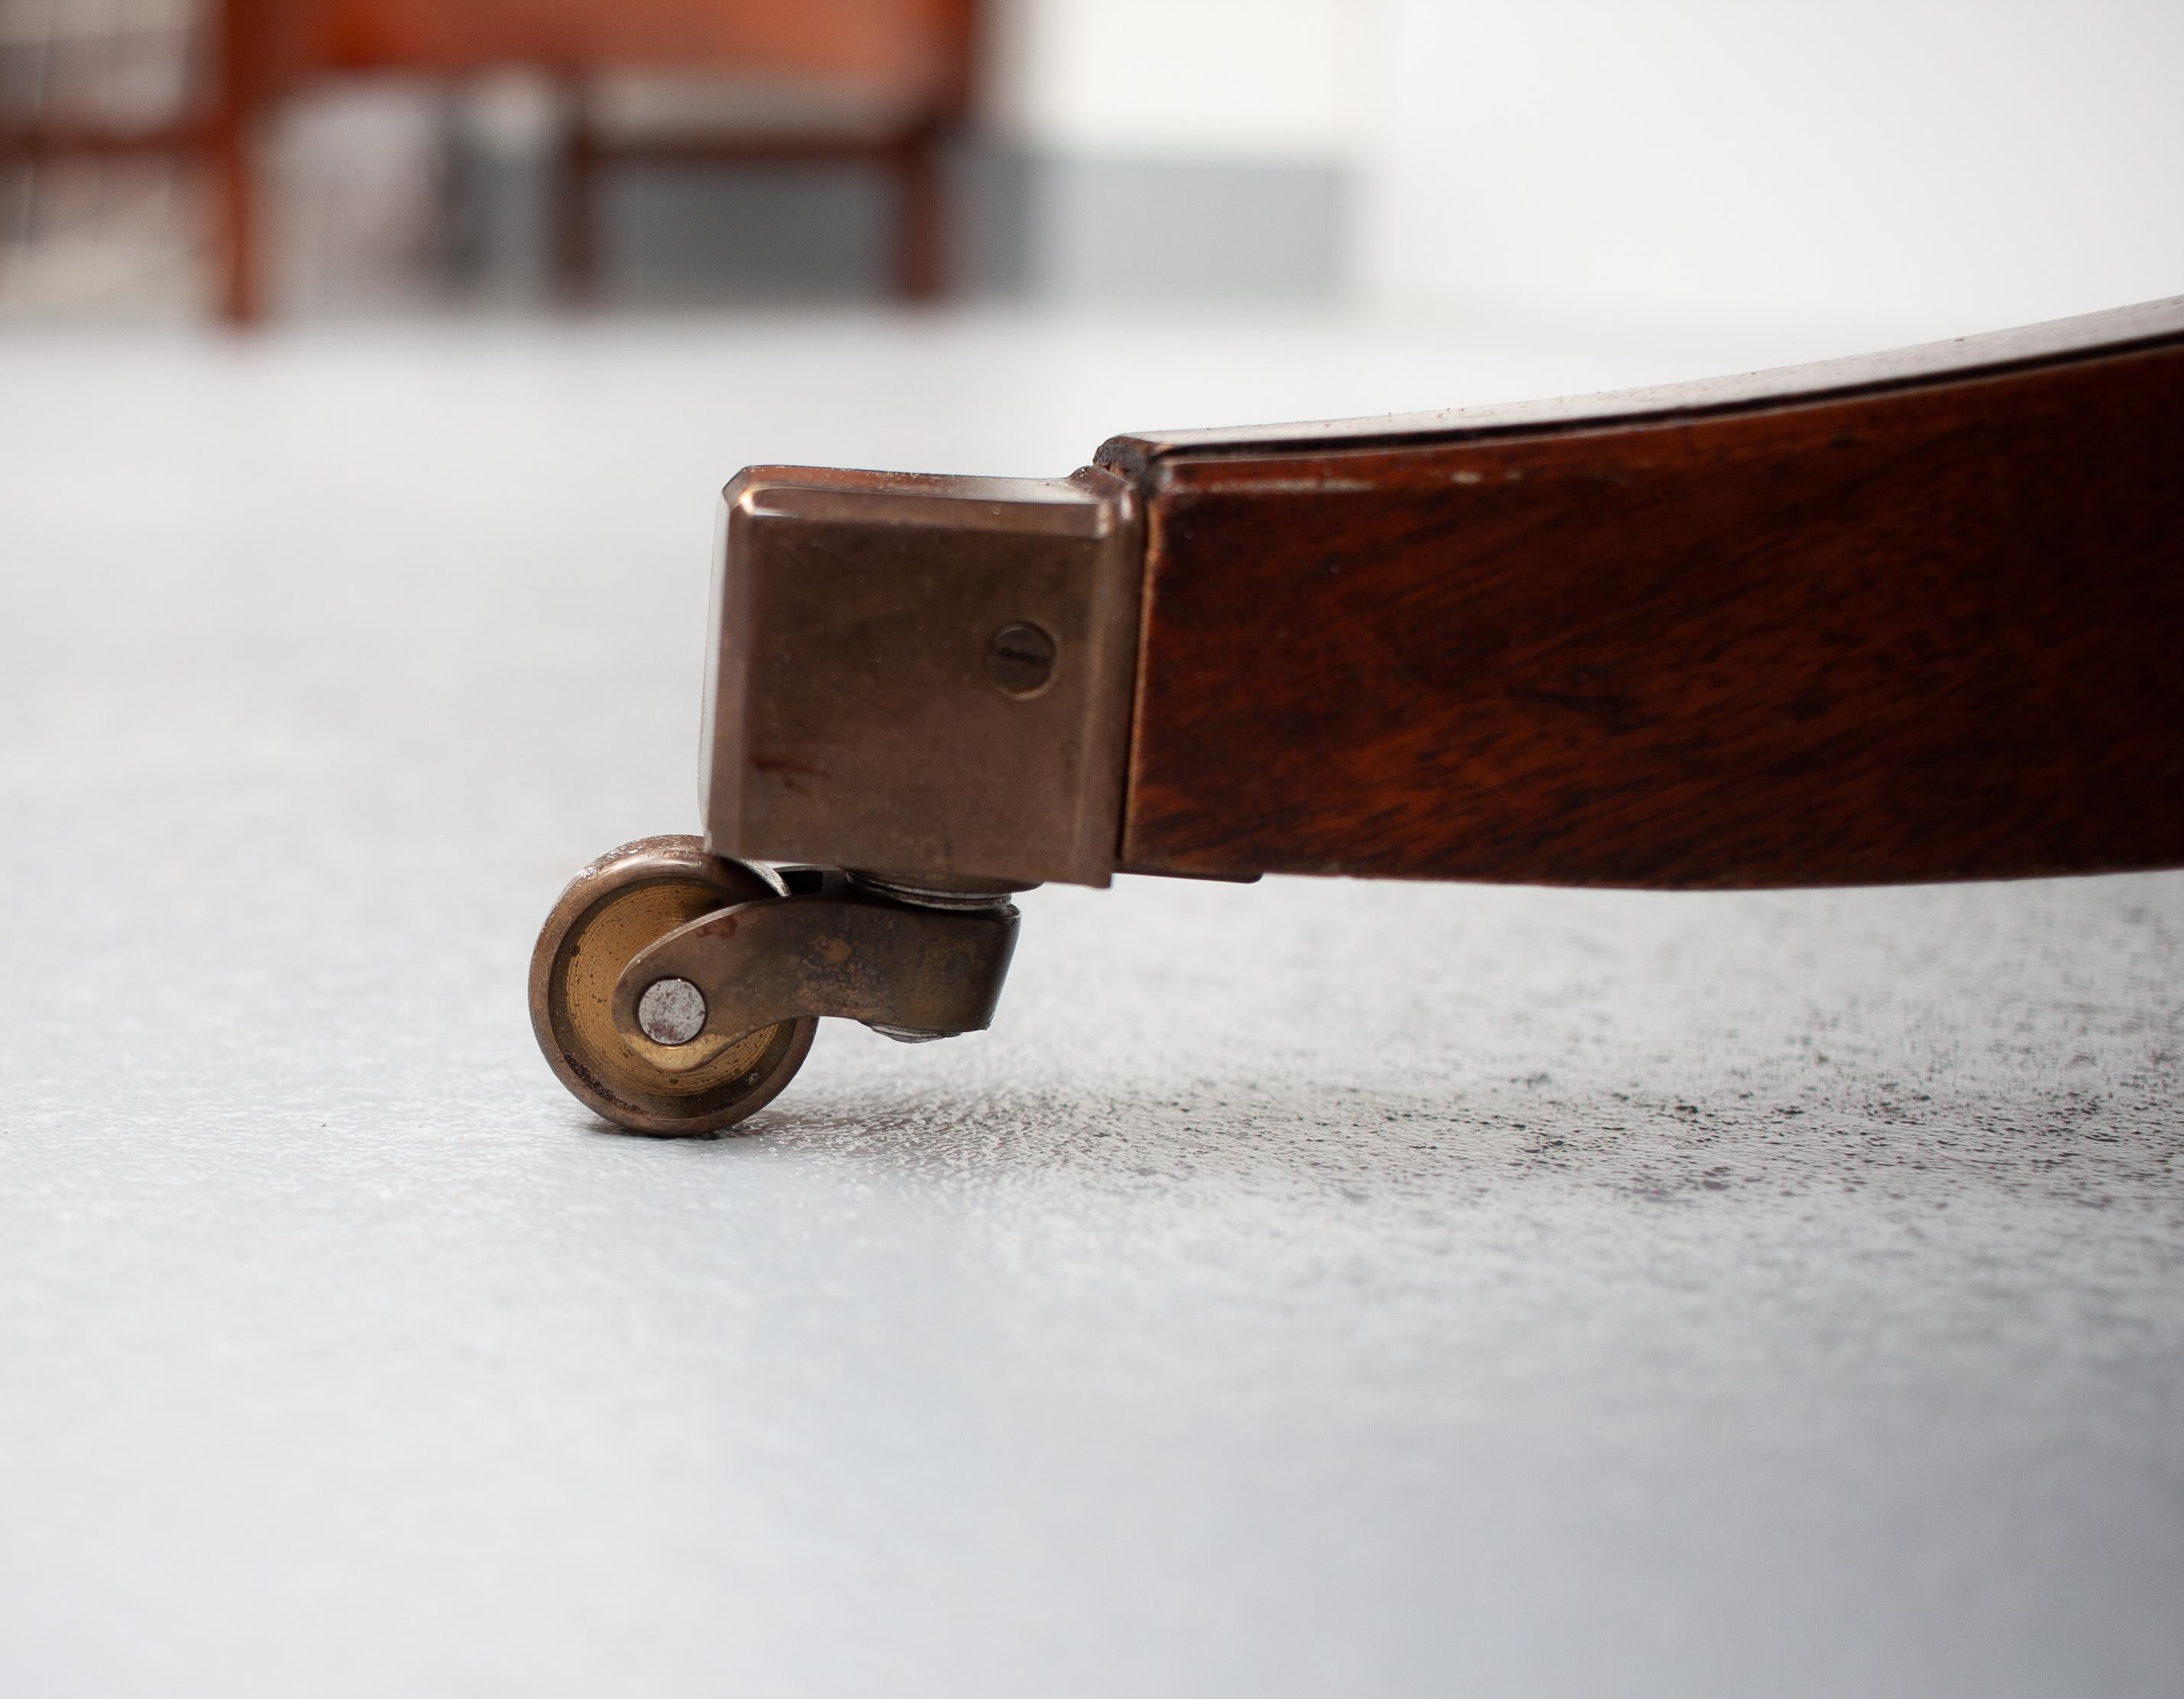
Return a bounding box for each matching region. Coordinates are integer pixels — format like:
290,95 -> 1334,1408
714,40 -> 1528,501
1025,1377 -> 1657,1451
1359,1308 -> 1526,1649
306,0 -> 979,306
1,0 -> 979,322
0,0 -> 281,320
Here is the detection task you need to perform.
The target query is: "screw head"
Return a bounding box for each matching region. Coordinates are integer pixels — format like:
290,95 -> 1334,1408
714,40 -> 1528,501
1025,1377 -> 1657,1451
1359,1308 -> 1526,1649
636,977 -> 707,1046
985,620 -> 1057,697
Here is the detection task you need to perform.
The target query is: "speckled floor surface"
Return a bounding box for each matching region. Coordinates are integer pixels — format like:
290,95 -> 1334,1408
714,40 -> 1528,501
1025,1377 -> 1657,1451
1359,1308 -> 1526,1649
2,314 -> 2179,1696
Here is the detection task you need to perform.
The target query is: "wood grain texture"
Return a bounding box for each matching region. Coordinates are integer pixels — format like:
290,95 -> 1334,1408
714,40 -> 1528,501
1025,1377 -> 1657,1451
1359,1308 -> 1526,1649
1102,301 -> 2184,887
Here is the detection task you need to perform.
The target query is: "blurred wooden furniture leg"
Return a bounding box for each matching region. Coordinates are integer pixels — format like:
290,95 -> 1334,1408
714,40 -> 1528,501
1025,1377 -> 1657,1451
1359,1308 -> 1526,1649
554,71 -> 597,301
891,120 -> 943,299
209,119 -> 256,324
904,0 -> 977,300
210,0 -> 260,324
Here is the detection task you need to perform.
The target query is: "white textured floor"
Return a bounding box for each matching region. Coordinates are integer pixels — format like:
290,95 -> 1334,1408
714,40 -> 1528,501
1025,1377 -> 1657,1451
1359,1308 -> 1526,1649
2,311 -> 2179,1697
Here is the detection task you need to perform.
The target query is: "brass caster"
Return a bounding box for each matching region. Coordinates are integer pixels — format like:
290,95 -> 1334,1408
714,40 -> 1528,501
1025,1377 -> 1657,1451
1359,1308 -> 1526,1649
532,837 -> 1024,1135
529,836 -> 816,1136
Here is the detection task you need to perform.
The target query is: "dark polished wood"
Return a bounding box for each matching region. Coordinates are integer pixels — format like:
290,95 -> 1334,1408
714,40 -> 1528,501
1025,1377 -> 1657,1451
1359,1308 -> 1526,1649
1101,299 -> 2184,888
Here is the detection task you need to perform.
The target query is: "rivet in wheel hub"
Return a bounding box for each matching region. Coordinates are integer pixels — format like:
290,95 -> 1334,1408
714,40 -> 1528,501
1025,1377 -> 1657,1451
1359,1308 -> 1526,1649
636,977 -> 707,1045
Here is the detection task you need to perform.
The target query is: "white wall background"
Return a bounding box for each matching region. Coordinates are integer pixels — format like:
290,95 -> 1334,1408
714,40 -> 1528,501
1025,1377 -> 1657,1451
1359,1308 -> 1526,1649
985,0 -> 1368,162
1362,0 -> 2184,338
986,0 -> 2184,336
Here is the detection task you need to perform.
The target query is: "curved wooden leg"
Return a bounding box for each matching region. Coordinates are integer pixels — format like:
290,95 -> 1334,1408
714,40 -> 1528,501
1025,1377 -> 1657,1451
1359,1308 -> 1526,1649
691,299 -> 2184,892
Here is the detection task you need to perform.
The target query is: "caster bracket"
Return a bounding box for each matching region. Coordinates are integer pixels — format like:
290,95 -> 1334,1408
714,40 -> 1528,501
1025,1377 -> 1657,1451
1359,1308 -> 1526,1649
610,884 -> 1021,1066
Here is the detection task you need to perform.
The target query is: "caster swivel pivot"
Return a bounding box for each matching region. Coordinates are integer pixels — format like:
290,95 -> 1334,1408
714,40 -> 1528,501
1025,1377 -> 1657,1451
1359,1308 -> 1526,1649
531,838 -> 1021,1135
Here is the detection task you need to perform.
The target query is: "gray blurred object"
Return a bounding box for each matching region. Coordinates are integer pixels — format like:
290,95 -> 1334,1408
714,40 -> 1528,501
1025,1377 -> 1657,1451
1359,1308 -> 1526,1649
442,66 -> 906,307
556,56 -> 965,301
445,68 -> 556,303
965,147 -> 1345,303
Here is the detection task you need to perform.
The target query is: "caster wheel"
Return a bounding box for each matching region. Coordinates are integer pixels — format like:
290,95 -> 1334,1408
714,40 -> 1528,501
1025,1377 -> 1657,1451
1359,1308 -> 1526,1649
529,835 -> 817,1135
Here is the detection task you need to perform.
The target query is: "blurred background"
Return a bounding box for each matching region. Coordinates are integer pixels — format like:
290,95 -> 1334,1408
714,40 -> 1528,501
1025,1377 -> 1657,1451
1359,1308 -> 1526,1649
3,0 -> 2179,336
